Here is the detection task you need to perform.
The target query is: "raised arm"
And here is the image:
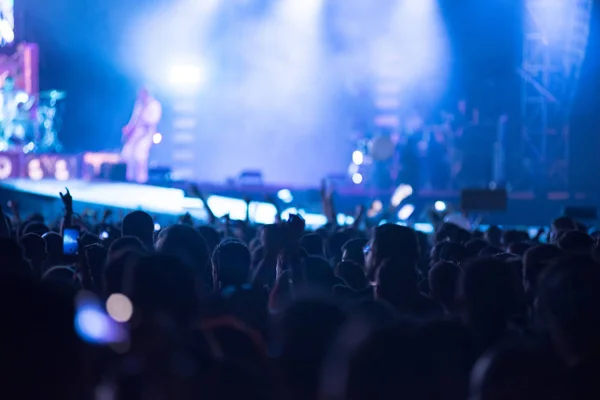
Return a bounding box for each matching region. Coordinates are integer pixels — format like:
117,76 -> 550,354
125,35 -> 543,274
189,183 -> 217,225
0,206 -> 10,238
142,100 -> 162,126
351,204 -> 366,230
320,179 -> 335,226
59,187 -> 73,233
7,200 -> 21,226
265,194 -> 282,224
125,101 -> 141,127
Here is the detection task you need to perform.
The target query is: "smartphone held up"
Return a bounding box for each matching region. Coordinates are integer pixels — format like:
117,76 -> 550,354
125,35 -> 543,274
63,227 -> 80,255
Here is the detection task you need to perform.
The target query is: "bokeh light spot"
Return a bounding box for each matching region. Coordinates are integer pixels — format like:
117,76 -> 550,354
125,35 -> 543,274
106,293 -> 134,323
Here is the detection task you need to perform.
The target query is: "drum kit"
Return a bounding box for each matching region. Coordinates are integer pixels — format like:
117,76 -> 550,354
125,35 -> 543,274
349,114 -> 434,188
350,109 -> 478,189
349,134 -> 399,189
0,89 -> 65,153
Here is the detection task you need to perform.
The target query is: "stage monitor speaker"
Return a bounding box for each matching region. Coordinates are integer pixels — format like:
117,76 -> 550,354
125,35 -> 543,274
100,163 -> 127,182
148,166 -> 172,187
461,188 -> 507,212
238,170 -> 263,186
82,152 -> 121,180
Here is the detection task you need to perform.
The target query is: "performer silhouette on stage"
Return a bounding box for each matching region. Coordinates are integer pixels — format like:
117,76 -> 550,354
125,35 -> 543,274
121,87 -> 162,183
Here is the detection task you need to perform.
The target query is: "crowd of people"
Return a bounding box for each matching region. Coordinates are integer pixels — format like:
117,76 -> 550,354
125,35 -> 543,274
1,185 -> 599,400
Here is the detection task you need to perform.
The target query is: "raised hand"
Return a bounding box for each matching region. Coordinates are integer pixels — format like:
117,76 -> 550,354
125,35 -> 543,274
59,187 -> 73,214
0,205 -> 7,237
189,183 -> 216,224
534,227 -> 546,242
6,200 -> 21,222
102,208 -> 113,223
7,200 -> 19,214
189,183 -> 204,200
320,178 -> 327,199
353,204 -> 366,228
180,212 -> 194,226
356,204 -> 365,215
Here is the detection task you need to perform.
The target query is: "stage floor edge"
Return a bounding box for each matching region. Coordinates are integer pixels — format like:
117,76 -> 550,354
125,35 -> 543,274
0,179 -> 205,216
0,178 -> 596,227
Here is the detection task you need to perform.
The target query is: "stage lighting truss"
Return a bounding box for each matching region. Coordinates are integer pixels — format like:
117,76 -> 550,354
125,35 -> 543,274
520,0 -> 593,188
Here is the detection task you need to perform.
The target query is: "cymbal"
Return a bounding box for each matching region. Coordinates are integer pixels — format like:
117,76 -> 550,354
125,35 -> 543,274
39,90 -> 66,100
369,135 -> 395,161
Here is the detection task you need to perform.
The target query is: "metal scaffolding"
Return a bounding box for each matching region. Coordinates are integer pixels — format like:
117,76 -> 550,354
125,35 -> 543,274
520,0 -> 593,188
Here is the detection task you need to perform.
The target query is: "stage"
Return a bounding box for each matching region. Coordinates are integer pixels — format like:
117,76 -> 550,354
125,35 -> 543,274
0,177 -> 595,228
0,179 -> 204,225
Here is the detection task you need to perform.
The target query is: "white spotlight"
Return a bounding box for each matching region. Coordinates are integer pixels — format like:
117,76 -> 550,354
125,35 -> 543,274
167,63 -> 206,92
391,184 -> 414,207
0,20 -> 14,44
352,173 -> 363,185
154,223 -> 161,231
352,150 -> 364,166
247,202 -> 278,225
152,133 -> 163,144
302,213 -> 328,229
434,201 -> 447,212
414,222 -> 434,234
23,142 -> 35,154
206,195 -> 250,221
15,92 -> 29,104
336,213 -> 356,226
397,204 -> 415,221
277,189 -> 293,204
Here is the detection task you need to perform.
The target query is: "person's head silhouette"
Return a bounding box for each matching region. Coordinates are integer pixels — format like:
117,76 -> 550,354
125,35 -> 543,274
212,240 -> 251,290
122,210 -> 154,249
537,255 -> 600,364
366,224 -> 419,282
